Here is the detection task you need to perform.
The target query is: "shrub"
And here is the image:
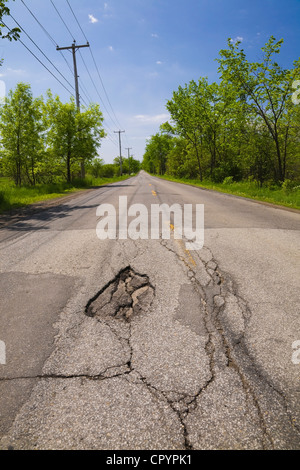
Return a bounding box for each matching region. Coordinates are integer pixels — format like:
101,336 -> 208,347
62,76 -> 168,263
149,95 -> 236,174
282,179 -> 300,192
223,176 -> 234,185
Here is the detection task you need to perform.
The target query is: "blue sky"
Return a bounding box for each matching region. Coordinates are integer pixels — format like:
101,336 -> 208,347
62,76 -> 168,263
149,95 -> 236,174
1,0 -> 300,163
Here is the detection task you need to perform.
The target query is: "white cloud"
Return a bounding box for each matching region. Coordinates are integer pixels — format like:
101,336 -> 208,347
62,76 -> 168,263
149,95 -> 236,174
156,61 -> 163,65
103,2 -> 113,18
6,67 -> 27,75
148,72 -> 159,79
108,45 -> 114,52
151,33 -> 159,38
134,113 -> 170,124
230,36 -> 244,44
88,14 -> 99,24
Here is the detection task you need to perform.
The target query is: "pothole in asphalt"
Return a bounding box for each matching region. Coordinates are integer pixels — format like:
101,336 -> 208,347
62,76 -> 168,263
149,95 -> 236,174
85,267 -> 155,322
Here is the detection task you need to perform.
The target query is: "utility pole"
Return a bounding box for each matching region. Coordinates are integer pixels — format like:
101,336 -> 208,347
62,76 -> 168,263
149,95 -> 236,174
56,41 -> 89,178
114,130 -> 125,175
125,147 -> 132,173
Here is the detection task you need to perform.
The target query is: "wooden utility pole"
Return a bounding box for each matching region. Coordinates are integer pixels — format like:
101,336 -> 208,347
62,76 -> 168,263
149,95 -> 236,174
114,130 -> 125,175
56,41 -> 89,178
125,147 -> 132,173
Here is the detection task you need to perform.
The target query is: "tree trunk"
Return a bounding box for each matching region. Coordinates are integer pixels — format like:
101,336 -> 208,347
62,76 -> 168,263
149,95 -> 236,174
67,151 -> 71,183
195,144 -> 203,181
274,132 -> 284,181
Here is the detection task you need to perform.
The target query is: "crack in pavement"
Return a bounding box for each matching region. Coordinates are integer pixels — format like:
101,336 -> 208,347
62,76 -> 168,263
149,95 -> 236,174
78,255 -> 268,449
159,237 -> 300,449
1,236 -> 299,450
82,265 -> 197,449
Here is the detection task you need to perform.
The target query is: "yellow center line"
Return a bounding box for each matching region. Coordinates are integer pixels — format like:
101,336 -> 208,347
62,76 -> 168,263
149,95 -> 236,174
185,248 -> 196,266
171,224 -> 196,267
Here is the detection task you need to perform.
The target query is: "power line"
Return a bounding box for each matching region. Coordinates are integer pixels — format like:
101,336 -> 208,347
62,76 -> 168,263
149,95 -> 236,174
77,49 -> 118,129
20,0 -> 79,93
66,0 -> 89,43
89,48 -> 123,130
78,77 -> 93,105
6,4 -> 113,148
21,0 -> 56,47
14,1 -> 124,152
64,0 -> 126,135
21,0 -> 90,108
21,0 -> 91,109
48,2 -> 97,108
62,0 -> 127,145
50,0 -> 74,41
9,13 -> 75,92
49,1 -> 110,119
2,20 -> 74,96
46,1 -> 118,147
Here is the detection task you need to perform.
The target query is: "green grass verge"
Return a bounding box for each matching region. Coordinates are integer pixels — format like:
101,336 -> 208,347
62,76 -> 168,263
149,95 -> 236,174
153,174 -> 300,211
0,175 -> 132,214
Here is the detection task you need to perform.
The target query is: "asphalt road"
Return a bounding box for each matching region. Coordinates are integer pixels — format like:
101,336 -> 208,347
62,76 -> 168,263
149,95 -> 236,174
0,170 -> 299,450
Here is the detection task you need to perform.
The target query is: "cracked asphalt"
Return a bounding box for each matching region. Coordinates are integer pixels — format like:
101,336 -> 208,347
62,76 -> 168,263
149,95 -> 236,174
0,170 -> 299,450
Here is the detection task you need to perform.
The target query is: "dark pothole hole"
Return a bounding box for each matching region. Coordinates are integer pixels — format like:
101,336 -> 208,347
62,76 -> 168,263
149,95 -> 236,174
85,266 -> 155,322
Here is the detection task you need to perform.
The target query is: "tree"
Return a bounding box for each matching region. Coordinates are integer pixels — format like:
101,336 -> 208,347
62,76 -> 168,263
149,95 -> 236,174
217,36 -> 300,181
127,156 -> 141,174
166,82 -> 205,180
0,83 -> 44,185
0,0 -> 20,44
142,133 -> 174,175
144,36 -> 300,185
45,92 -> 105,183
87,157 -> 104,178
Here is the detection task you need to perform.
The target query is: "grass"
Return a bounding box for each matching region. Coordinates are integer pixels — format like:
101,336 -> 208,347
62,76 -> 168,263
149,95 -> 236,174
1,173 -> 299,214
153,174 -> 300,211
0,175 -> 132,214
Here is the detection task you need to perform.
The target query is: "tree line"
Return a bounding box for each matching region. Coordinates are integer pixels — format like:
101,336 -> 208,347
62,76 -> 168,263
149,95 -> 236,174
88,155 -> 141,179
0,82 -> 108,185
142,37 -> 300,187
0,2 -> 141,186
0,82 -> 141,185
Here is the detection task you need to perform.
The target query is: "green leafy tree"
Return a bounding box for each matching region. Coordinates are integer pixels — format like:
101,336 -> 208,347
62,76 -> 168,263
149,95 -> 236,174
142,133 -> 174,175
0,83 -> 44,185
165,76 -> 251,182
112,156 -> 140,175
0,0 -> 20,44
217,36 -> 300,181
45,92 -> 106,183
99,163 -> 116,178
127,155 -> 141,174
87,157 -> 104,178
166,83 -> 205,180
